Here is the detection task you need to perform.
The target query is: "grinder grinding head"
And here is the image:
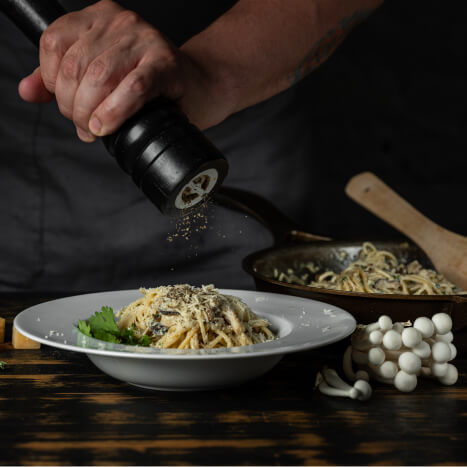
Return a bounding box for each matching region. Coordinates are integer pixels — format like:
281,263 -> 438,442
103,97 -> 228,216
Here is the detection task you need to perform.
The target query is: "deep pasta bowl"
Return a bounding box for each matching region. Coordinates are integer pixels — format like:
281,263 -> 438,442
14,289 -> 356,391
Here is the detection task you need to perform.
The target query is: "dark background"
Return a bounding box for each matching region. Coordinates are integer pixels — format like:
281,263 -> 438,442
294,0 -> 467,239
0,0 -> 465,291
65,0 -> 467,239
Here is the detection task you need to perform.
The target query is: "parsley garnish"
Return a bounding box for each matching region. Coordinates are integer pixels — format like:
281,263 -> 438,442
0,361 -> 6,370
78,306 -> 150,346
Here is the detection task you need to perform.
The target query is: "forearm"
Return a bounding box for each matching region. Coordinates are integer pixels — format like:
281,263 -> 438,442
182,0 -> 382,117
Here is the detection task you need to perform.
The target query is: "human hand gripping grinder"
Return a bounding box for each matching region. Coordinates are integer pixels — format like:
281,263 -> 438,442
1,0 -> 228,215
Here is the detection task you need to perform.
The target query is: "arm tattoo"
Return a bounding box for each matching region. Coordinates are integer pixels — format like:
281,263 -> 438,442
290,9 -> 373,86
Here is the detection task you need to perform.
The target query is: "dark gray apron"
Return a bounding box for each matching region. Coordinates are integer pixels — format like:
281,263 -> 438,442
0,0 -> 465,292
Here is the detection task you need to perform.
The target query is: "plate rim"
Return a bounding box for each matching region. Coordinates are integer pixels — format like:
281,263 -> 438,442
14,288 -> 356,360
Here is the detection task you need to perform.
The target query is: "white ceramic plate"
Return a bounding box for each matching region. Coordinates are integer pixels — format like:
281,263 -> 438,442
14,289 -> 356,391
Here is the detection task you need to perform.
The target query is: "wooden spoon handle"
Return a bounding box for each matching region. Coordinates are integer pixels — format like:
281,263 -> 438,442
345,172 -> 444,250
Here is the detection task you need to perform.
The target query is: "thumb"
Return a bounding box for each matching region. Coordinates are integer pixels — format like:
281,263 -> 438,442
18,67 -> 54,103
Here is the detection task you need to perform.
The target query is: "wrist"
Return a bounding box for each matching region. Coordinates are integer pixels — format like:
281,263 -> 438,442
179,42 -> 240,130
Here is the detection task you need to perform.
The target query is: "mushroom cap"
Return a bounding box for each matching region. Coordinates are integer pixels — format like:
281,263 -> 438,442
413,317 -> 435,338
368,347 -> 386,366
449,343 -> 457,361
394,371 -> 418,392
432,341 -> 451,363
353,380 -> 372,401
383,329 -> 402,350
431,362 -> 449,378
435,331 -> 453,343
438,364 -> 458,386
401,327 -> 422,348
398,352 -> 422,375
378,315 -> 393,332
431,313 -> 452,335
369,330 -> 384,345
379,360 -> 398,379
412,340 -> 431,359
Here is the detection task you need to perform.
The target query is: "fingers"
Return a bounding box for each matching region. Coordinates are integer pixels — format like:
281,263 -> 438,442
54,26 -> 109,121
39,11 -> 88,94
88,53 -> 184,136
24,0 -> 188,143
18,67 -> 54,103
71,40 -> 139,133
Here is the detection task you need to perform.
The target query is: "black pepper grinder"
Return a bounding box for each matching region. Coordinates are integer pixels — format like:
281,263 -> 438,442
1,0 -> 228,215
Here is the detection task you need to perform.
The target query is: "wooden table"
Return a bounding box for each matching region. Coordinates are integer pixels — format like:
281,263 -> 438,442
1,293 -> 466,466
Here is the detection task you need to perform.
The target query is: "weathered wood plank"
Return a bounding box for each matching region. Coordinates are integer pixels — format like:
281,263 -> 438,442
0,293 -> 466,465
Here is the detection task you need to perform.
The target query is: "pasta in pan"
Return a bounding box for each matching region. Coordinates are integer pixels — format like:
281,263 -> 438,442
274,242 -> 462,295
116,284 -> 276,349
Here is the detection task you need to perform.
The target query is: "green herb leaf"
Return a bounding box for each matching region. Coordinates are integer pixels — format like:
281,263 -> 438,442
88,306 -> 120,337
78,306 -> 152,347
138,335 -> 151,347
0,361 -> 6,370
78,319 -> 92,337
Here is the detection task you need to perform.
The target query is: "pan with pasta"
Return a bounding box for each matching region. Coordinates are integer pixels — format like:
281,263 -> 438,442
273,242 -> 463,296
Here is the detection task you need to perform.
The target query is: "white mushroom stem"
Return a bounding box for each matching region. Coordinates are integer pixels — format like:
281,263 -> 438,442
322,367 -> 353,391
317,366 -> 372,401
352,348 -> 369,365
343,346 -> 369,382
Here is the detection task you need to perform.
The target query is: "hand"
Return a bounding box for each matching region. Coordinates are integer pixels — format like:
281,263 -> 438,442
18,0 -> 231,141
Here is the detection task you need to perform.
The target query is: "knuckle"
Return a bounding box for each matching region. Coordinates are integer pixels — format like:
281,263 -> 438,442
40,29 -> 60,54
114,10 -> 141,28
140,28 -> 163,43
61,54 -> 81,81
127,73 -> 148,96
144,47 -> 178,71
87,58 -> 109,84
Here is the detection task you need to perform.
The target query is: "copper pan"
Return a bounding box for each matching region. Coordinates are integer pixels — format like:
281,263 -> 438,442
214,187 -> 467,354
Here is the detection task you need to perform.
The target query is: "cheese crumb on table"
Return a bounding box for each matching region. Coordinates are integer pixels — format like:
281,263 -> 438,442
12,326 -> 41,349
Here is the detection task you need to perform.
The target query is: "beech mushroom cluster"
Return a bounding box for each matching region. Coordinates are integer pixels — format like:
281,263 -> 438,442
345,313 -> 458,392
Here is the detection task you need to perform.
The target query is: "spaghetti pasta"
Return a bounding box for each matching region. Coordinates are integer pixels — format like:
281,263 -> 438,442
116,284 -> 276,349
274,242 -> 462,295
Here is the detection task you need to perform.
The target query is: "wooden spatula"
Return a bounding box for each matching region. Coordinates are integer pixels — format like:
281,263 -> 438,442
345,172 -> 467,290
